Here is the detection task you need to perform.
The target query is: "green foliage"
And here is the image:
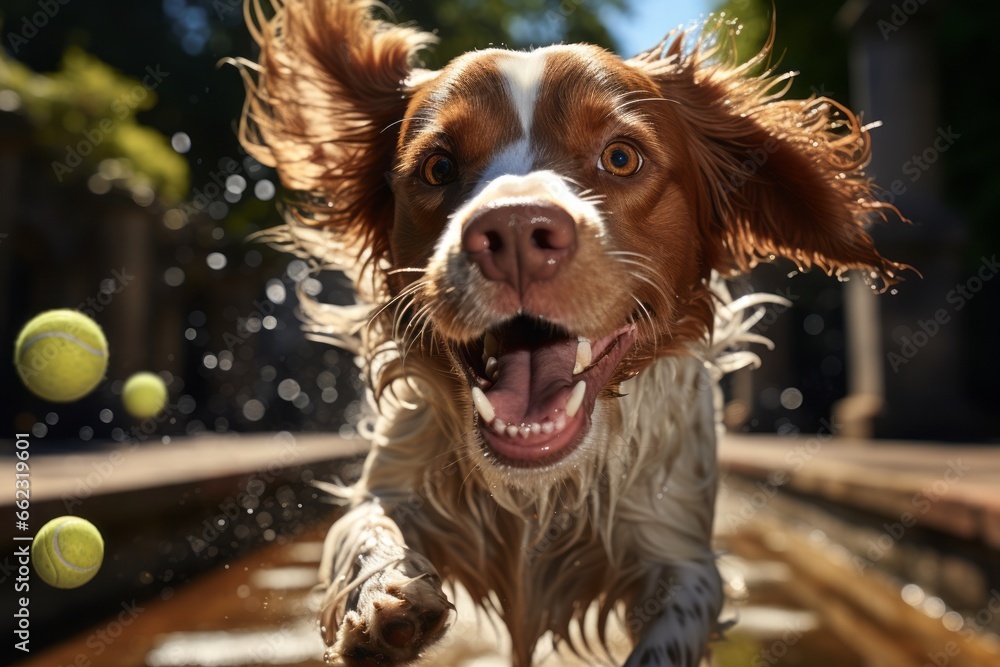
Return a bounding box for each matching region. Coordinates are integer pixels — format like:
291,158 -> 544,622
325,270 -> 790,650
714,0 -> 994,263
1,0 -> 627,229
713,0 -> 850,101
711,630 -> 764,666
387,0 -> 626,66
0,45 -> 188,204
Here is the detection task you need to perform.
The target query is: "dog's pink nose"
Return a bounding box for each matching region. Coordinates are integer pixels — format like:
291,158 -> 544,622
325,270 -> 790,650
462,203 -> 576,294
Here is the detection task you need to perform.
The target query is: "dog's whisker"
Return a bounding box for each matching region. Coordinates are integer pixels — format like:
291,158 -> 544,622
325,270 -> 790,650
623,266 -> 673,320
389,294 -> 421,344
607,250 -> 654,261
380,115 -> 437,134
605,96 -> 679,120
386,267 -> 428,276
368,280 -> 427,334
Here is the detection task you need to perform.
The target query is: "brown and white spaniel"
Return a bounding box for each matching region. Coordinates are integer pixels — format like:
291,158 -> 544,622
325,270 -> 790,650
234,1 -> 907,664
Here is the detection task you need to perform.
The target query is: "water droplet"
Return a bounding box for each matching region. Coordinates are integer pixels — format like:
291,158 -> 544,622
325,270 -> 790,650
164,266 -> 185,287
226,174 -> 247,194
278,378 -> 301,401
242,399 -> 265,422
266,280 -> 287,304
255,179 -> 276,201
206,252 -> 227,270
171,132 -> 191,153
779,387 -> 803,410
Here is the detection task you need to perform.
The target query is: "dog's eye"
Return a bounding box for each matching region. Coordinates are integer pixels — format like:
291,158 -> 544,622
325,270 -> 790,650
421,152 -> 458,186
598,141 -> 642,177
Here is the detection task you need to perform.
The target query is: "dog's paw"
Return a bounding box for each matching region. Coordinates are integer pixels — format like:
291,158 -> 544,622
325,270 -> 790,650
328,554 -> 452,666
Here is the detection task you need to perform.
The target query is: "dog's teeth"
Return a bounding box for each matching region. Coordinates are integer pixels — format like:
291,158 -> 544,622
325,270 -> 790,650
566,380 -> 587,418
492,418 -> 506,433
573,337 -> 592,374
541,421 -> 555,434
483,331 -> 498,361
471,387 -> 496,423
519,424 -> 532,438
485,356 -> 499,379
506,424 -> 520,437
530,423 -> 541,435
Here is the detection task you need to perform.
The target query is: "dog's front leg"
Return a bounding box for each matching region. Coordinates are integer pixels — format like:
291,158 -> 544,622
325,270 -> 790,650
318,501 -> 451,666
624,560 -> 723,667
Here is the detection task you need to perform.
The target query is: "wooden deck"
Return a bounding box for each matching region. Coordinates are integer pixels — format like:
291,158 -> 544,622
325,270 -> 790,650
5,432 -> 1000,666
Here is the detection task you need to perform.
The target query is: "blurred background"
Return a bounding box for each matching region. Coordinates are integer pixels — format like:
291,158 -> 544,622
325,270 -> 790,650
1,0 -> 998,665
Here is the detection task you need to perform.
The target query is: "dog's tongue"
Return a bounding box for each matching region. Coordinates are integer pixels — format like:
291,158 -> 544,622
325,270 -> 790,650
484,334 -> 577,424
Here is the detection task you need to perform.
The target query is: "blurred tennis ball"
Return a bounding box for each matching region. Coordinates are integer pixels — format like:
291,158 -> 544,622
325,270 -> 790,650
122,371 -> 168,419
32,516 -> 104,589
14,310 -> 109,402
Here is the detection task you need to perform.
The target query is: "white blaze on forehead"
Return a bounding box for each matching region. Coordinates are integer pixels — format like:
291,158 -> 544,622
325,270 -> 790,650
496,51 -> 548,136
474,51 -> 549,194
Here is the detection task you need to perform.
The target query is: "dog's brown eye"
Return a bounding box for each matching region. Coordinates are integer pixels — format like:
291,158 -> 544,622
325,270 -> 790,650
598,141 -> 642,177
421,152 -> 458,185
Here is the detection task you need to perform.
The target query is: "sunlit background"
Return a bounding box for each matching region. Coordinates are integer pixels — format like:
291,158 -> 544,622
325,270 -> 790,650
1,0 -> 998,665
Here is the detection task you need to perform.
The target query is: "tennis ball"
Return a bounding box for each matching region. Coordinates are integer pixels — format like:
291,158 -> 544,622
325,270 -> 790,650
122,372 -> 168,419
14,310 -> 109,403
32,516 -> 104,589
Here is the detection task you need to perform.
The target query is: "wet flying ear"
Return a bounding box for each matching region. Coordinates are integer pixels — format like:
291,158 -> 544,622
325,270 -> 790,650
235,0 -> 438,262
628,26 -> 911,287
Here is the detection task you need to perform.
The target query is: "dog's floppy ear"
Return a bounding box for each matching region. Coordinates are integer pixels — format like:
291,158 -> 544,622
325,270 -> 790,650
628,26 -> 911,288
235,0 -> 437,264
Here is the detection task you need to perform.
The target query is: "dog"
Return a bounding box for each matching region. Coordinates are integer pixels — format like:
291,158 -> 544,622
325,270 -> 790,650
234,1 -> 909,664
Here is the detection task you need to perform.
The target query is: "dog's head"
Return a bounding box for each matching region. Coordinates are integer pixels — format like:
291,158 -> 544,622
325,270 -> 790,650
240,0 -> 908,477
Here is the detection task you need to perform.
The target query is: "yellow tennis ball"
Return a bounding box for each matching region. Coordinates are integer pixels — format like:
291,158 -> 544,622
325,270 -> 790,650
14,310 -> 109,402
122,371 -> 168,419
32,516 -> 104,589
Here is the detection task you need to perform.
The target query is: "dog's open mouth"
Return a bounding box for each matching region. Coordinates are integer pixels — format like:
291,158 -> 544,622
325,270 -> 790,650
453,317 -> 637,467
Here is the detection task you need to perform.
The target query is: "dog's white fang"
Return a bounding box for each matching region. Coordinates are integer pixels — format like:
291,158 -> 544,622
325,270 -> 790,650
566,380 -> 587,418
573,337 -> 592,375
472,386 -> 496,423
